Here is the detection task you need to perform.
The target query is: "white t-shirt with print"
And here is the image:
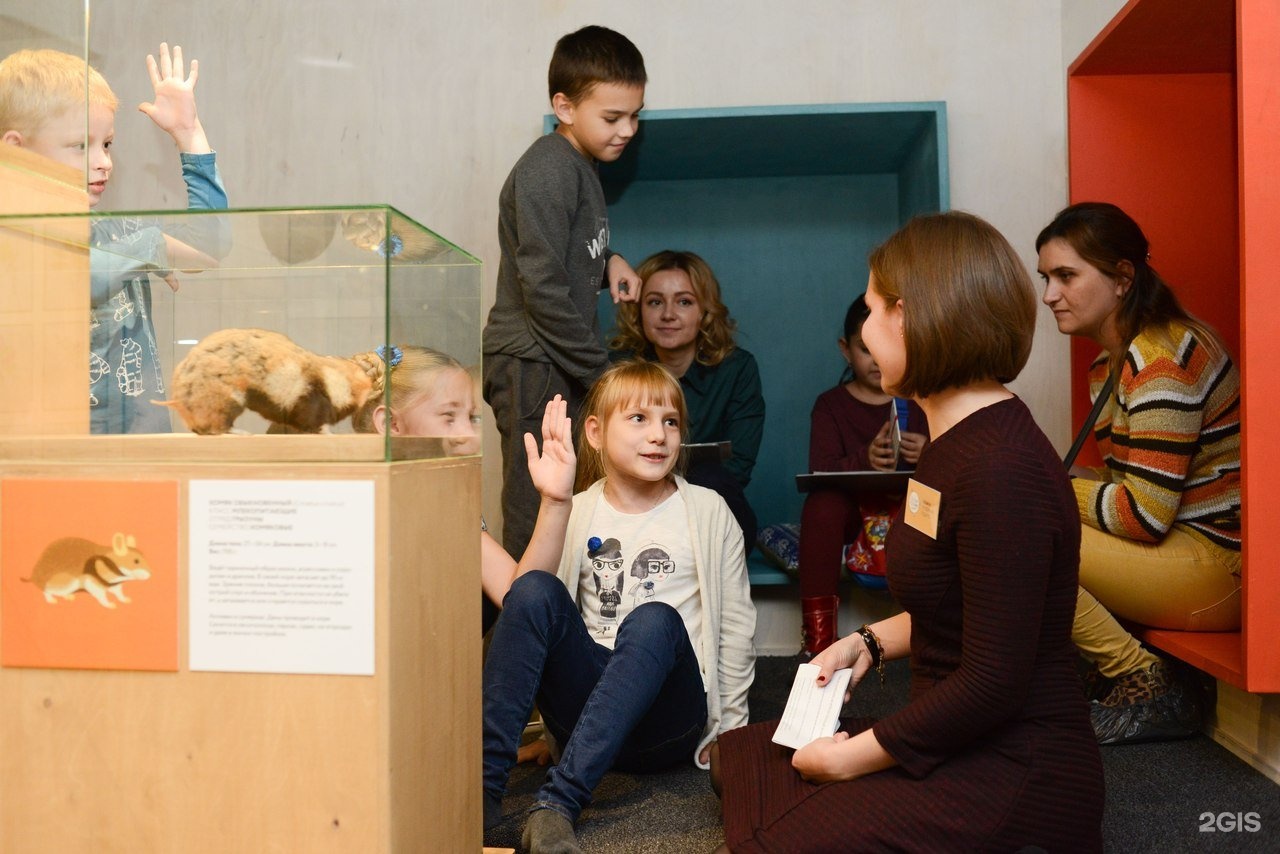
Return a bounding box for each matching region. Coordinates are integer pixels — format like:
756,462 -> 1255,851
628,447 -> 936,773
576,490 -> 705,682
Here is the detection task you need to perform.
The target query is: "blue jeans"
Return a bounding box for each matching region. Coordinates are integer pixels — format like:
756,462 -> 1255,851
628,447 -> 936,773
482,571 -> 707,822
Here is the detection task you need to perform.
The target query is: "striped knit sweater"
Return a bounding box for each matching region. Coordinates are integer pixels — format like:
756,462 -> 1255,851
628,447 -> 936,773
1077,321 -> 1241,552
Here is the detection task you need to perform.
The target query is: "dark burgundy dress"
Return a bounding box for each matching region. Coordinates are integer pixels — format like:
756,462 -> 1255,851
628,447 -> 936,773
721,398 -> 1104,852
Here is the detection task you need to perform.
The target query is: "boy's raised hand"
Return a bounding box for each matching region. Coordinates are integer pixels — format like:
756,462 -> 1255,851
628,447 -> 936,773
138,43 -> 212,154
524,395 -> 576,504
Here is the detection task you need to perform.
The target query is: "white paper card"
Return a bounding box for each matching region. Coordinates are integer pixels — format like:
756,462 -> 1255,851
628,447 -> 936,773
188,479 -> 375,675
771,663 -> 853,749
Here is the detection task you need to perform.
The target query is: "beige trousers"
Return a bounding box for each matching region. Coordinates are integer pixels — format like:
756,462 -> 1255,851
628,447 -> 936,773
1072,525 -> 1241,678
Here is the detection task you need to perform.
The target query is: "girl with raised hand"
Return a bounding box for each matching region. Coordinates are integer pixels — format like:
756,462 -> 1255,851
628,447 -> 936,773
482,360 -> 755,854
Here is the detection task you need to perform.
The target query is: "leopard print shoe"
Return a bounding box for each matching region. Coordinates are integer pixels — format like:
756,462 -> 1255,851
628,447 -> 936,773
1090,658 -> 1203,745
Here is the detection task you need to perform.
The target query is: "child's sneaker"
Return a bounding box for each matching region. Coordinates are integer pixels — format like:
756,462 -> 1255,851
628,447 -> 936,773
522,807 -> 581,854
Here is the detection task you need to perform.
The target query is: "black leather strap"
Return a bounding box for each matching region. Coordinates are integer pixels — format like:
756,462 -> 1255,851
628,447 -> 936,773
1064,373 -> 1116,469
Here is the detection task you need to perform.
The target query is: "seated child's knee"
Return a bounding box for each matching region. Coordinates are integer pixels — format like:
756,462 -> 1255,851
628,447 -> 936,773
618,600 -> 682,638
505,570 -> 565,609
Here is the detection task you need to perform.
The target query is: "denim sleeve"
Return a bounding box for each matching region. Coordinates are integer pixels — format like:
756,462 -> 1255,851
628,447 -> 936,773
166,151 -> 231,259
180,152 -> 228,211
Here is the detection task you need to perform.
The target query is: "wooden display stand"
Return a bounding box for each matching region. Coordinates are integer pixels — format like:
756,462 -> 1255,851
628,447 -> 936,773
0,455 -> 480,853
0,150 -> 484,851
1068,0 -> 1280,691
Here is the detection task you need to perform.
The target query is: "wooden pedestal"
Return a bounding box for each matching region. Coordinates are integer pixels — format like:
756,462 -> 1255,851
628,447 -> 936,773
0,454 -> 481,853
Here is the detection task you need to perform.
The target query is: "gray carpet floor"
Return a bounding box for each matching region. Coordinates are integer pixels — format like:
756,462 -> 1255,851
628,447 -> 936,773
483,656 -> 1278,852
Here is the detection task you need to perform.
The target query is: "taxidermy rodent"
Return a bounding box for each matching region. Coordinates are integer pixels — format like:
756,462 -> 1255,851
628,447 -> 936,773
155,328 -> 373,435
23,533 -> 152,608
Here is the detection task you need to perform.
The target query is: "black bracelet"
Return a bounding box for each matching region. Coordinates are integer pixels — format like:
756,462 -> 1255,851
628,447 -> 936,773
857,624 -> 886,685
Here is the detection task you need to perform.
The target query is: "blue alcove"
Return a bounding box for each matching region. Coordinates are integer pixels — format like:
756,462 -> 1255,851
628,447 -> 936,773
550,103 -> 949,568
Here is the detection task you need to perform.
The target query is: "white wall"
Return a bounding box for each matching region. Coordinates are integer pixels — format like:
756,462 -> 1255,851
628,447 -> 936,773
90,0 -> 1075,533
1062,0 -> 1130,64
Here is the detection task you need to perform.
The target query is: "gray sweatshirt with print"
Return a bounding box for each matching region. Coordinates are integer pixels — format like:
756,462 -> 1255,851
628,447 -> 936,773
482,132 -> 613,387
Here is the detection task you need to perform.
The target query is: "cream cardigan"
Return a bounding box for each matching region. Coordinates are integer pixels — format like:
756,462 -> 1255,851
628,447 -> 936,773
556,476 -> 757,767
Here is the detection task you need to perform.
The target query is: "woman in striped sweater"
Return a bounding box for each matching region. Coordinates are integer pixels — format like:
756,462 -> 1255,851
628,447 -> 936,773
1037,202 -> 1241,745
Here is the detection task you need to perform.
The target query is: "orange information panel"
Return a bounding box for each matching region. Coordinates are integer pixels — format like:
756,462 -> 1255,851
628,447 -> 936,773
1,478 -> 179,671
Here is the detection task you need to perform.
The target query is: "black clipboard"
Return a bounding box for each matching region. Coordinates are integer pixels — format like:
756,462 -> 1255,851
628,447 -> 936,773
795,470 -> 914,494
682,441 -> 731,467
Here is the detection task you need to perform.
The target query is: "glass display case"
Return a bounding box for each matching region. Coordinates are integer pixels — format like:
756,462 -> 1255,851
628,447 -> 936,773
0,1 -> 89,212
0,3 -> 86,75
3,10 -> 487,851
0,205 -> 482,462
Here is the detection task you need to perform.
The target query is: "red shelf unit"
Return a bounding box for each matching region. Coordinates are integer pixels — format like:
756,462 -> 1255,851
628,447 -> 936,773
1067,0 -> 1280,691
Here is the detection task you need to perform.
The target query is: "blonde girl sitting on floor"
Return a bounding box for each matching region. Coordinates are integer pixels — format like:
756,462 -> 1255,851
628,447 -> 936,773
481,360 -> 755,854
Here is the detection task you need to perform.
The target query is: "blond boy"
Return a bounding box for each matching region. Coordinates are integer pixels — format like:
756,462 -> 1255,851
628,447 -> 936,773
0,45 -> 229,433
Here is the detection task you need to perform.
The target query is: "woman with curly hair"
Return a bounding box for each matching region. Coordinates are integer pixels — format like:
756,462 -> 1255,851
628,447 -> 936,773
612,250 -> 765,549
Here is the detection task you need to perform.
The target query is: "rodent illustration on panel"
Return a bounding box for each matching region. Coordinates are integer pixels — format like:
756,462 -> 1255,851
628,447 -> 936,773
23,533 -> 152,608
1,478 -> 180,672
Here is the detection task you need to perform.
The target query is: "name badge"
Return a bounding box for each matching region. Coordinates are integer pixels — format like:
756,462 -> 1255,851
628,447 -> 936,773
904,478 -> 941,540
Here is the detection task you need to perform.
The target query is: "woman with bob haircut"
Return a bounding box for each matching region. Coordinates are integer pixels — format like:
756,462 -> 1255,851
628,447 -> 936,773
1036,201 -> 1240,745
715,211 -> 1104,853
611,249 -> 765,549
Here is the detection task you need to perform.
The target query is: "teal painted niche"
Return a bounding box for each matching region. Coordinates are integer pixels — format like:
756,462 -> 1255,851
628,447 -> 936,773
547,103 -> 949,540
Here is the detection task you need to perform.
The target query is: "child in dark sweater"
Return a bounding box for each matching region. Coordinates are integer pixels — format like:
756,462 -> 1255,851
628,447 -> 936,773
799,296 -> 927,656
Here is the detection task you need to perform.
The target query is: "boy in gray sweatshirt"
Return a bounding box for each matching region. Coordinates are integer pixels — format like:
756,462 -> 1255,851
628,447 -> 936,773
482,25 -> 646,557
